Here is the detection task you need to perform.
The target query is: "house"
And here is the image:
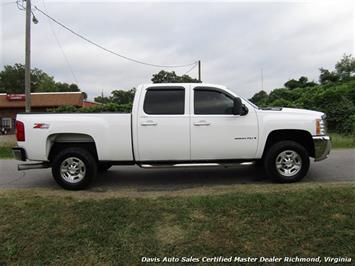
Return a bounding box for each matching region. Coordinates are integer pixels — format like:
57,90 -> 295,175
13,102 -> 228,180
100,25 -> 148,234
0,92 -> 91,134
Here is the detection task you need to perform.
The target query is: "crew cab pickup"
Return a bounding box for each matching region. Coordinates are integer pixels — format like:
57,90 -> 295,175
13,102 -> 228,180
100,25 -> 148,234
13,83 -> 331,190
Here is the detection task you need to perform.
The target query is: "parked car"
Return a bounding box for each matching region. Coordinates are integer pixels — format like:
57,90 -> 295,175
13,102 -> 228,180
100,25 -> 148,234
13,83 -> 331,190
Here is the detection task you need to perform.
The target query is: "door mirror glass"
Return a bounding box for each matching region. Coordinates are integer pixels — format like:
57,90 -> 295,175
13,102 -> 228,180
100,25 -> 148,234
233,97 -> 243,115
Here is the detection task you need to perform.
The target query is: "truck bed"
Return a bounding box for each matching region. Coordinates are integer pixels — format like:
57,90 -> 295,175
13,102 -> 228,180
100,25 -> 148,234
16,113 -> 134,162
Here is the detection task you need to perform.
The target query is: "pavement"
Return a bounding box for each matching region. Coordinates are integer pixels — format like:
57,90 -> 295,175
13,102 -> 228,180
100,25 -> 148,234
0,149 -> 354,191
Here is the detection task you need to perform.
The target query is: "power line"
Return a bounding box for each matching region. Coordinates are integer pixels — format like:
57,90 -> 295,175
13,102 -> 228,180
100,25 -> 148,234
16,0 -> 25,10
183,62 -> 198,75
33,5 -> 198,68
41,0 -> 79,84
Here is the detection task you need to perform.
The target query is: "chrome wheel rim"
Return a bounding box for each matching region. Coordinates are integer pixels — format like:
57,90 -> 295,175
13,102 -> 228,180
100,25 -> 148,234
60,157 -> 86,183
275,150 -> 302,177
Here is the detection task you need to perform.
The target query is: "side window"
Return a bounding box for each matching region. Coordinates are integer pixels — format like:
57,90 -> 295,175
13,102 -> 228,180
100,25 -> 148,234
194,89 -> 234,115
1,117 -> 12,129
143,88 -> 185,115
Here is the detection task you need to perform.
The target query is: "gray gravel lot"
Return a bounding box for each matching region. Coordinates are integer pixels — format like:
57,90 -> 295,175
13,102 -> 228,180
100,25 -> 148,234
0,149 -> 354,191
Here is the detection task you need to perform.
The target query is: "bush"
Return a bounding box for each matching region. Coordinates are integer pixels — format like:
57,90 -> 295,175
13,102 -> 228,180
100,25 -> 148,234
48,103 -> 132,113
250,80 -> 355,134
348,115 -> 355,135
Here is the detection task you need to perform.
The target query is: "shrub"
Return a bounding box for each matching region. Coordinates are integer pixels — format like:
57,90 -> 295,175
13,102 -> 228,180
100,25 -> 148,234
48,103 -> 132,113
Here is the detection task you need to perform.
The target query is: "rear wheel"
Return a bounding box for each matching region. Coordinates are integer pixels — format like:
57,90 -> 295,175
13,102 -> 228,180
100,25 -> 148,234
52,147 -> 97,190
264,141 -> 309,183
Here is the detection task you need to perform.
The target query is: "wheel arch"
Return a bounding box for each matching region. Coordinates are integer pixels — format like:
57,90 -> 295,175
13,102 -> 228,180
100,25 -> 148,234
47,133 -> 98,162
262,129 -> 315,158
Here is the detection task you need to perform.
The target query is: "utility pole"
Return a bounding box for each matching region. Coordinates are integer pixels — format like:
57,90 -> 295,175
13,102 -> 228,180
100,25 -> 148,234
25,0 -> 32,112
198,60 -> 201,82
261,68 -> 264,91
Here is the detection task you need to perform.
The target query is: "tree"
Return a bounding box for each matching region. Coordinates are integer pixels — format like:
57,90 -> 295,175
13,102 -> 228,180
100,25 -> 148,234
0,64 -> 54,92
151,70 -> 200,83
94,95 -> 111,104
55,82 -> 80,92
111,88 -> 135,104
284,76 -> 317,89
249,90 -> 268,106
0,63 -> 82,93
94,88 -> 135,105
269,88 -> 299,102
335,54 -> 355,81
319,54 -> 355,84
284,79 -> 300,90
319,68 -> 339,84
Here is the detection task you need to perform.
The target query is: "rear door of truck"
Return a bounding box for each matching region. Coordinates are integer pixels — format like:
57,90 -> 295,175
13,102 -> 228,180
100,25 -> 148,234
135,85 -> 190,161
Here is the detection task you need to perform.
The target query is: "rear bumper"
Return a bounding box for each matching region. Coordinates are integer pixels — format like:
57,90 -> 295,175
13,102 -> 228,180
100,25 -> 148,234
313,135 -> 331,161
12,147 -> 27,161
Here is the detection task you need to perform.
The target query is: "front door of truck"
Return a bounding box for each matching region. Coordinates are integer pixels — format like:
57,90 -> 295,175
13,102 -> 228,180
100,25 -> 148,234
190,86 -> 258,160
137,86 -> 190,161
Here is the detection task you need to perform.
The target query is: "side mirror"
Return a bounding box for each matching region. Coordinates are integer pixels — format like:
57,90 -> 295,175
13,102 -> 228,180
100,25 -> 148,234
233,97 -> 243,115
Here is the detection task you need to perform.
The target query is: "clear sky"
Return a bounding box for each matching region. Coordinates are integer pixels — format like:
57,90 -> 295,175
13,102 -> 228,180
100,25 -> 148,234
1,0 -> 354,100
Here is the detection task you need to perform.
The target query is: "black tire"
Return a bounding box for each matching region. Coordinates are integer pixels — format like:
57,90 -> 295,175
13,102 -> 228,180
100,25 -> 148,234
98,163 -> 113,172
264,140 -> 310,183
254,159 -> 264,168
52,147 -> 97,190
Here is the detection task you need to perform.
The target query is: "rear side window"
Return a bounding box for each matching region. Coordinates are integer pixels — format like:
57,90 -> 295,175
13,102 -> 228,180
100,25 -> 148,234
143,88 -> 185,115
194,88 -> 234,115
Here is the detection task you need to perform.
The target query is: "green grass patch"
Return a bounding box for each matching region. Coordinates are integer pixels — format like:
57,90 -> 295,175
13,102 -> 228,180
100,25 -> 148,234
330,133 -> 355,149
0,147 -> 13,159
1,185 -> 354,265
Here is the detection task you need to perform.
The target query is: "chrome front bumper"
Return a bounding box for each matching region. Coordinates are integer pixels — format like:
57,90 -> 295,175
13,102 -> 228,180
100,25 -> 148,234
313,135 -> 331,161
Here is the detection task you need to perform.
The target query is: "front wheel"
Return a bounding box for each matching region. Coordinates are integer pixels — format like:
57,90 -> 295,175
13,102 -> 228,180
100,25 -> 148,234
264,141 -> 310,183
52,147 -> 97,190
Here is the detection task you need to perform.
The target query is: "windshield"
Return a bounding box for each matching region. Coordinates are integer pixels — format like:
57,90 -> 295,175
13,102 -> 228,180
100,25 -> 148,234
226,88 -> 258,109
240,96 -> 258,109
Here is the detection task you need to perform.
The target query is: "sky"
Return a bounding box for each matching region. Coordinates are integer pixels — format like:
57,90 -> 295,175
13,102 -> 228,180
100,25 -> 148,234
0,0 -> 354,100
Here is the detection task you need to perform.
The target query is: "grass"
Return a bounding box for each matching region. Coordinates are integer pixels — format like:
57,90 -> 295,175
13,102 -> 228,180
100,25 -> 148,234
330,133 -> 355,149
0,135 -> 15,159
0,147 -> 13,159
1,184 -> 354,265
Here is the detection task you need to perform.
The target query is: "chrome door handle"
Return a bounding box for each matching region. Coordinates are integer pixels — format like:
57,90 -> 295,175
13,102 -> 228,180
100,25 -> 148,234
193,121 -> 210,126
141,121 -> 157,126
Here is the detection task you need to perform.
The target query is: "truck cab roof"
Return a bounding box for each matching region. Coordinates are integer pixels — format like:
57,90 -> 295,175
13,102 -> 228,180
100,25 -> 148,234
138,83 -> 226,88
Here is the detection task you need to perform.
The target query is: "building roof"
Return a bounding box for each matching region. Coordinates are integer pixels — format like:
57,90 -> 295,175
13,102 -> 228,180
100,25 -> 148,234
0,92 -> 84,108
82,100 -> 100,107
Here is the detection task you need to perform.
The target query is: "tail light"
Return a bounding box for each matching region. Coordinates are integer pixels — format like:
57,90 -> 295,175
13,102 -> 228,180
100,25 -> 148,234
16,121 -> 25,141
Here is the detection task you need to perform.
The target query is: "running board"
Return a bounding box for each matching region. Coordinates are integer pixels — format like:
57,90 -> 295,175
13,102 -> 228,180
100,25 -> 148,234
139,161 -> 255,169
18,163 -> 51,171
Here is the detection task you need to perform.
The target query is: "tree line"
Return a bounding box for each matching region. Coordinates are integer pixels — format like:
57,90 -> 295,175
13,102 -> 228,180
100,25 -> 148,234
249,54 -> 355,133
0,63 -> 85,97
1,55 -> 354,133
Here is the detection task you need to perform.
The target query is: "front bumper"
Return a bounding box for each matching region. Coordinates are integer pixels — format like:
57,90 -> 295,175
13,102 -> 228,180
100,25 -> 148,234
12,147 -> 27,161
313,135 -> 331,161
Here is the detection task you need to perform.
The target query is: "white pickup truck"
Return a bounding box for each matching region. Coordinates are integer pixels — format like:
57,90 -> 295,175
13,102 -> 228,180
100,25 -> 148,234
13,83 -> 331,190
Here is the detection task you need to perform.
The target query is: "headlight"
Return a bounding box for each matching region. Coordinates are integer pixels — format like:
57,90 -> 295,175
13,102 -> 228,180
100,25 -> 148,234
316,116 -> 327,135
